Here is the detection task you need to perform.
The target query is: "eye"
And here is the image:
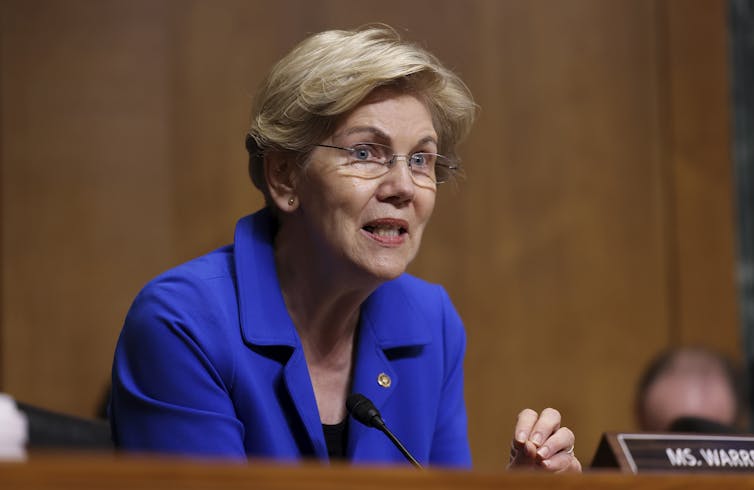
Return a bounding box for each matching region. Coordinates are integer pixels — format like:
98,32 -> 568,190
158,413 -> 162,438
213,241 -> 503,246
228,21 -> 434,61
350,143 -> 382,161
352,145 -> 371,160
410,153 -> 435,168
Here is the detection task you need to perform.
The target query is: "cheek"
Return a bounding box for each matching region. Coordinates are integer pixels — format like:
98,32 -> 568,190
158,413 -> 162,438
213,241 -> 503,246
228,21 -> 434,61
327,179 -> 376,212
302,174 -> 363,207
415,191 -> 437,225
308,183 -> 375,237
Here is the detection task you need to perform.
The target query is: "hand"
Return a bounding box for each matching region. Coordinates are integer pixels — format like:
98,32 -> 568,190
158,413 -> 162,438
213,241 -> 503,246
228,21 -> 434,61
508,407 -> 582,473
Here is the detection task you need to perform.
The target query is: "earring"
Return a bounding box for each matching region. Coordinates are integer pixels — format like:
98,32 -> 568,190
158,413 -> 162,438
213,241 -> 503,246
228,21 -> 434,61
288,196 -> 295,206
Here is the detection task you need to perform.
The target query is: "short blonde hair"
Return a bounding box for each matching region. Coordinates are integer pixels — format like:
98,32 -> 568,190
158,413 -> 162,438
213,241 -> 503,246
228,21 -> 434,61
246,25 -> 477,200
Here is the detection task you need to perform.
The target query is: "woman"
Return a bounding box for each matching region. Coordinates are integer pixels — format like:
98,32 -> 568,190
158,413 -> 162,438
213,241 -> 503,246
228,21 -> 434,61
111,25 -> 581,471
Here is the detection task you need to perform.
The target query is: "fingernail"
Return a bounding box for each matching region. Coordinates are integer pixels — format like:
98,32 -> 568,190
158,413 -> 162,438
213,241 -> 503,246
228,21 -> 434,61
540,459 -> 551,469
516,431 -> 527,443
537,446 -> 550,459
531,432 -> 544,446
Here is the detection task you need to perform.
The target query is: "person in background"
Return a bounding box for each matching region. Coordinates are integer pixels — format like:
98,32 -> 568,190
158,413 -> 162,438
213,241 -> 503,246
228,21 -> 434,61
635,346 -> 747,433
0,394 -> 27,460
111,24 -> 581,471
0,391 -> 111,453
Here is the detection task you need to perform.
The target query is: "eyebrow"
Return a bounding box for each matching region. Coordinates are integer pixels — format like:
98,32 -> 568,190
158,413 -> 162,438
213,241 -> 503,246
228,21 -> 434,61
342,126 -> 389,140
340,126 -> 438,148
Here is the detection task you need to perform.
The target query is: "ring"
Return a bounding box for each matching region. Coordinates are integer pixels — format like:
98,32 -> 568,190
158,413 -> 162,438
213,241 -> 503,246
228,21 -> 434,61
565,445 -> 575,455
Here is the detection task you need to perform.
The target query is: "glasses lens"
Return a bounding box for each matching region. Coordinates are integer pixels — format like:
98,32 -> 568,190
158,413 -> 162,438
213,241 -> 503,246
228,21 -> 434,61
340,143 -> 389,178
350,143 -> 389,162
324,143 -> 458,184
405,153 -> 433,186
431,156 -> 458,184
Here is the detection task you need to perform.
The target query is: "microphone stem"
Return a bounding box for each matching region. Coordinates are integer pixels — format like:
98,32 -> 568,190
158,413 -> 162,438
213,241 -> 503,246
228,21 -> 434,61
379,425 -> 423,469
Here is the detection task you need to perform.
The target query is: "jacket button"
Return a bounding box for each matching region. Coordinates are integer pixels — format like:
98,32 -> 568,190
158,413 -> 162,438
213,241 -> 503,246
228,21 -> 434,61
377,372 -> 391,388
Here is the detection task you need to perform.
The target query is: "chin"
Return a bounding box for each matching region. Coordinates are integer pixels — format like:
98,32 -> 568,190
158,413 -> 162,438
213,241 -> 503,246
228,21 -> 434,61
346,245 -> 418,283
372,267 -> 405,281
364,256 -> 412,281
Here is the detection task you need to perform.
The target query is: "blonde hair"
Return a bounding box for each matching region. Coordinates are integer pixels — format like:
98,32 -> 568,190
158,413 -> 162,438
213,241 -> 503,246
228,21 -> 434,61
245,25 -> 477,200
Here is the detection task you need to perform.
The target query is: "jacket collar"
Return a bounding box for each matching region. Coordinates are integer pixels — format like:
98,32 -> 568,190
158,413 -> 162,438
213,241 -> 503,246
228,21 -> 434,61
234,208 -> 432,350
234,208 -> 299,348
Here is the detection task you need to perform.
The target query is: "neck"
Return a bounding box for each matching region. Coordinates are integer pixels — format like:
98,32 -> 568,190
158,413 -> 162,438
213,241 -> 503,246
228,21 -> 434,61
274,218 -> 384,424
273,221 -> 379,362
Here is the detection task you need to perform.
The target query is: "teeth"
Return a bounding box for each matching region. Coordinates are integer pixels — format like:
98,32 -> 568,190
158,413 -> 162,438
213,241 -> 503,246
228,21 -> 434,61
365,224 -> 402,236
373,227 -> 400,237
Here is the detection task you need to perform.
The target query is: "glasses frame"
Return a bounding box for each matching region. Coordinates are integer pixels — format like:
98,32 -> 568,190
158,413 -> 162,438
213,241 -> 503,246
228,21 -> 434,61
314,142 -> 460,185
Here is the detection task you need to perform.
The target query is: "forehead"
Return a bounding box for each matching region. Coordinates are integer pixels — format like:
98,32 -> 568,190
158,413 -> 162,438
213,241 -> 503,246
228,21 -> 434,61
331,88 -> 437,142
645,370 -> 737,412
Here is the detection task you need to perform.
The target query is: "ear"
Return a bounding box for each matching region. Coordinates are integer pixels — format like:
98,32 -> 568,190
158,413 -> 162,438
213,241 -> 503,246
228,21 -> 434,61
264,151 -> 300,212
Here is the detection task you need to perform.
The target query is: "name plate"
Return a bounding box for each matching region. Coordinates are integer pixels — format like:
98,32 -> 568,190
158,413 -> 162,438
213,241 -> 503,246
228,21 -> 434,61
591,432 -> 754,473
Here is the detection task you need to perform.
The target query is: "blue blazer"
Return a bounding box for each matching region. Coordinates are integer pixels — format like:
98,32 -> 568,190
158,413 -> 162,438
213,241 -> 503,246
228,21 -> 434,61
111,208 -> 471,467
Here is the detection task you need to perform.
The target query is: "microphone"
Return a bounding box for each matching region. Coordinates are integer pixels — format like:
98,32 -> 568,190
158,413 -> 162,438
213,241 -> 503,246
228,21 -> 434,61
346,393 -> 423,469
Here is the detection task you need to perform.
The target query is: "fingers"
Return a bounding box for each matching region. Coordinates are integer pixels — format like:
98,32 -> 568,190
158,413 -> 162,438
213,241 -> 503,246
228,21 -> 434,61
509,408 -> 582,473
513,407 -> 562,450
529,407 -> 561,449
536,426 -> 581,472
509,438 -> 538,467
539,448 -> 583,473
535,426 -> 573,461
513,408 -> 539,449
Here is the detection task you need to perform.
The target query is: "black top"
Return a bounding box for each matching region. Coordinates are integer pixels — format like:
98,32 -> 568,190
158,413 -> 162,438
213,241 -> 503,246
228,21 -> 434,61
322,419 -> 349,460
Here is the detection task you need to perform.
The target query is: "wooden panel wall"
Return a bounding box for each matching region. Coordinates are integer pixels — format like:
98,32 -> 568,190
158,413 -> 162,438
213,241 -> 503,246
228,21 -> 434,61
663,0 -> 739,351
1,0 -> 177,413
0,0 -> 738,470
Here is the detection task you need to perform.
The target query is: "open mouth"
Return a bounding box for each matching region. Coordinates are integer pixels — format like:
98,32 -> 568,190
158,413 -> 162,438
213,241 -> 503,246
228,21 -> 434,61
362,224 -> 407,236
362,219 -> 409,240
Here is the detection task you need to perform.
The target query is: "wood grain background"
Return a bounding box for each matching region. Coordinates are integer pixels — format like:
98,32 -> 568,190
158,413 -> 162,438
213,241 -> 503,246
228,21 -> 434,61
0,0 -> 739,469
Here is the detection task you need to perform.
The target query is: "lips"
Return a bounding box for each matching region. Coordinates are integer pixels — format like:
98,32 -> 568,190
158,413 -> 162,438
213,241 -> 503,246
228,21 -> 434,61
362,218 -> 408,234
362,218 -> 408,245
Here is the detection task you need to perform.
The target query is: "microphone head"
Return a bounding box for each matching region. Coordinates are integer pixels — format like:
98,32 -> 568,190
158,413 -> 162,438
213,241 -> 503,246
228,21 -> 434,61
346,393 -> 384,429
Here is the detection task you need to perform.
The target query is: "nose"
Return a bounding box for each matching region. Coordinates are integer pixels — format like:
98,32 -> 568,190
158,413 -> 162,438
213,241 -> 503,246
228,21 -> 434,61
377,155 -> 415,205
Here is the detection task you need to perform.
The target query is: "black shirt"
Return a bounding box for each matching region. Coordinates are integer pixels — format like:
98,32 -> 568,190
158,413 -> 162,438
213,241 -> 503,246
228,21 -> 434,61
322,419 -> 348,460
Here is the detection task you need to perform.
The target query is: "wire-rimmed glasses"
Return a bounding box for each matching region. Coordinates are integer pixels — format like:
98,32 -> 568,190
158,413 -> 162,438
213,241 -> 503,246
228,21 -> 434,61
315,142 -> 460,186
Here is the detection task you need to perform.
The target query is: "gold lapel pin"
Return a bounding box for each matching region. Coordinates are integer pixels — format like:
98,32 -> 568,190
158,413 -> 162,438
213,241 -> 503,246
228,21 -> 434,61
377,372 -> 391,388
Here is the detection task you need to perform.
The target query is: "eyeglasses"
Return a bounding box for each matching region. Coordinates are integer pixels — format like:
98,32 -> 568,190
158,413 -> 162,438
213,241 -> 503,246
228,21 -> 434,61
314,142 -> 460,185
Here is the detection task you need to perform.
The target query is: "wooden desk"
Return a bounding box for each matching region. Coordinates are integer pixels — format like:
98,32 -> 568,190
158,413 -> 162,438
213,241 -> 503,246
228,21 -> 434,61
2,454 -> 754,490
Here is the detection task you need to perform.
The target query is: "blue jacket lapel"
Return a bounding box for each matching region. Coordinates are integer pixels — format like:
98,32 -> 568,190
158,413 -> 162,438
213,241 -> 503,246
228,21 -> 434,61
348,281 -> 431,459
233,209 -> 433,462
283,348 -> 328,459
234,210 -> 327,459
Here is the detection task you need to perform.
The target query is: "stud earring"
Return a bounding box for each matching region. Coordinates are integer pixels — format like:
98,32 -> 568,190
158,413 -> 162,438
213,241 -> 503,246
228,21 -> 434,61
288,197 -> 295,206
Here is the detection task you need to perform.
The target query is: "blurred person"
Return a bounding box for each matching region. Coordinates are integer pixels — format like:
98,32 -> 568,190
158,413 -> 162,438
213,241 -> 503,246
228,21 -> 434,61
111,25 -> 580,471
635,347 -> 746,433
0,393 -> 111,453
0,394 -> 27,460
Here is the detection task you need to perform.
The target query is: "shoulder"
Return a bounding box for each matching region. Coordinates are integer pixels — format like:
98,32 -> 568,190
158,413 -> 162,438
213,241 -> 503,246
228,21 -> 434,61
380,273 -> 461,326
369,274 -> 465,352
120,245 -> 240,371
134,245 -> 235,310
151,244 -> 235,284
